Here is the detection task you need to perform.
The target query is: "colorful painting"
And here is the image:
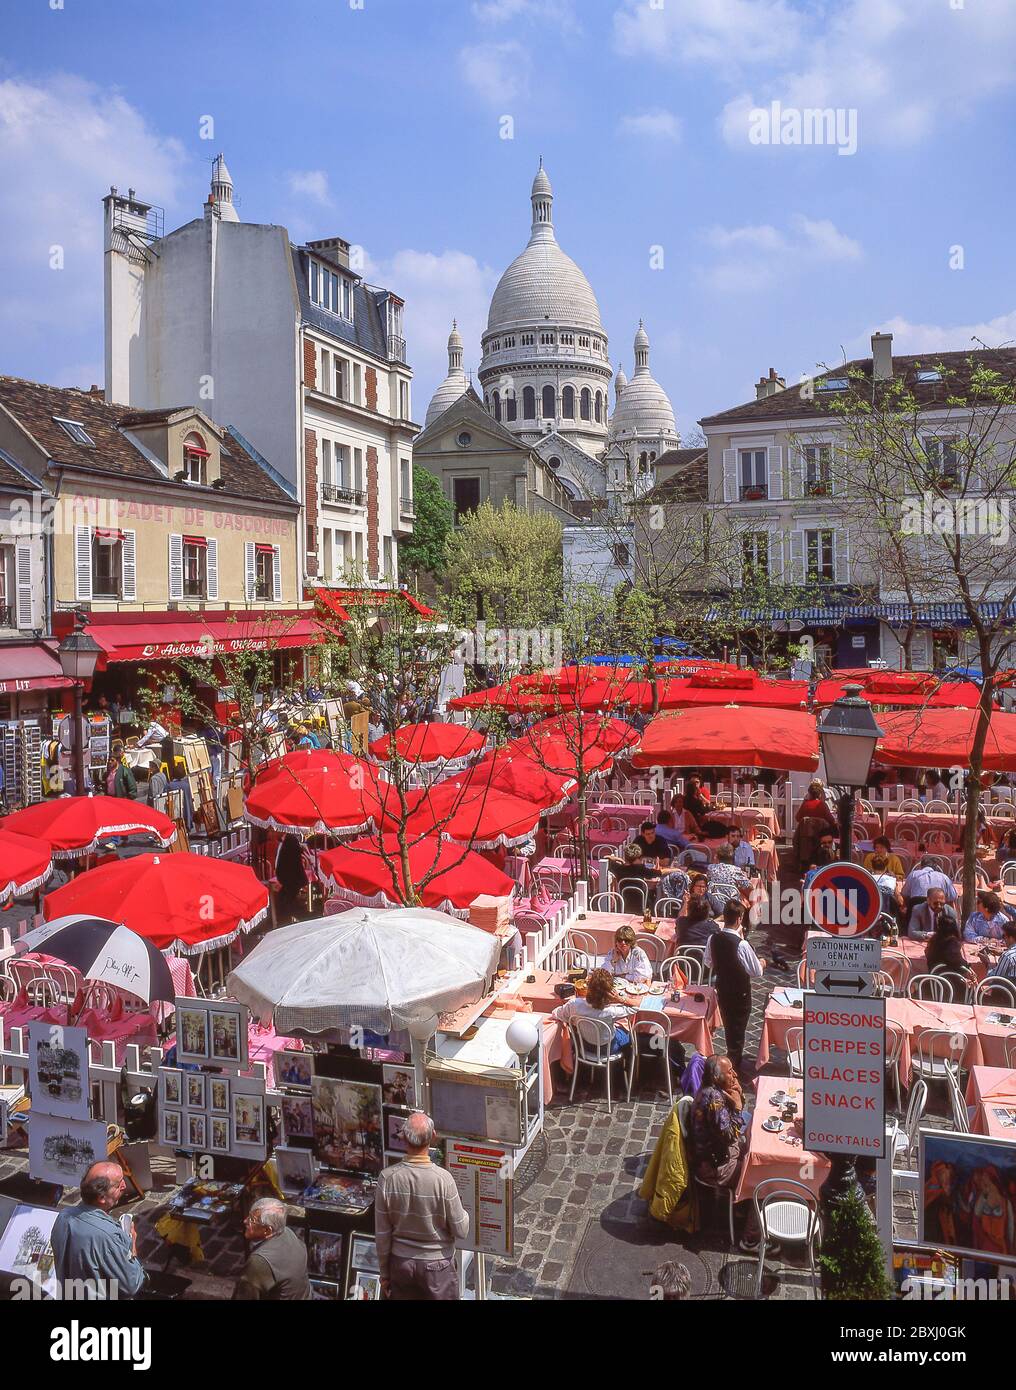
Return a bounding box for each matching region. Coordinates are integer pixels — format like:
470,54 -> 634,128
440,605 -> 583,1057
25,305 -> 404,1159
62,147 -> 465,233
209,1117 -> 230,1153
919,1130 -> 1016,1261
232,1092 -> 264,1148
0,1203 -> 60,1299
210,1008 -> 244,1065
209,1078 -> 230,1115
274,1051 -> 314,1090
381,1065 -> 417,1110
281,1095 -> 315,1143
307,1229 -> 345,1280
178,1008 -> 209,1062
187,1114 -> 207,1151
311,1077 -> 383,1175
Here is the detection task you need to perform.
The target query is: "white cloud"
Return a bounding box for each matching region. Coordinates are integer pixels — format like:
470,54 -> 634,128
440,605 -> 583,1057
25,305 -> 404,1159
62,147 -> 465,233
459,41 -> 530,106
701,214 -> 862,292
287,169 -> 332,206
857,311 -> 1016,357
618,110 -> 682,144
0,74 -> 186,375
472,0 -> 578,29
615,0 -> 1016,149
361,248 -> 498,416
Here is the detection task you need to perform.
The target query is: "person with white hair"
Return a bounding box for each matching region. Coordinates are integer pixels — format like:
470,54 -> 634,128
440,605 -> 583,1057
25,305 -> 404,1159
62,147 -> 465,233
233,1197 -> 311,1300
374,1111 -> 469,1300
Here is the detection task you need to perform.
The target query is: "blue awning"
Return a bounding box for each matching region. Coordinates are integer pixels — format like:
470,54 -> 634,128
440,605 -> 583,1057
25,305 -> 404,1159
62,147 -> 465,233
703,599 -> 1016,627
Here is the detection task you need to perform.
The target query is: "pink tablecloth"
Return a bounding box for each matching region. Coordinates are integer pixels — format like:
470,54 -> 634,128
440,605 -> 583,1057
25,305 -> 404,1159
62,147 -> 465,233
885,810 -> 961,845
735,1075 -> 829,1203
707,806 -> 782,839
972,1006 -> 1016,1068
79,1007 -> 159,1064
965,1065 -> 1016,1136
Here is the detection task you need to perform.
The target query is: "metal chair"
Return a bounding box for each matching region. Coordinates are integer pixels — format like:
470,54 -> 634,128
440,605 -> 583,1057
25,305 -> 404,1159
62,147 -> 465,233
559,948 -> 593,973
694,1169 -> 736,1248
676,846 -> 710,868
567,1016 -> 632,1114
897,799 -> 924,814
626,1016 -> 673,1103
748,789 -> 775,808
514,910 -> 549,935
634,933 -> 667,970
1001,862 -> 1016,888
567,929 -> 598,957
911,1028 -> 969,1087
884,1022 -> 907,1110
923,799 -> 953,815
797,958 -> 816,989
785,1026 -> 803,1077
871,970 -> 895,1000
616,878 -> 649,912
945,1062 -> 971,1133
930,966 -> 969,1003
590,891 -> 624,913
923,854 -> 952,874
886,1078 -> 928,1168
752,1178 -> 821,1300
1005,1036 -> 1016,1068
880,951 -> 910,995
654,895 -> 684,920
973,976 -> 1016,1008
661,952 -> 704,987
907,973 -> 948,1001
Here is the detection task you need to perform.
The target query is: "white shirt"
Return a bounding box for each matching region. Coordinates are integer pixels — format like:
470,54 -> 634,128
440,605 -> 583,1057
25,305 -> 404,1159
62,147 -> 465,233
903,864 -> 957,902
138,720 -> 169,748
551,997 -> 632,1036
704,927 -> 764,977
731,841 -> 756,868
600,945 -> 653,984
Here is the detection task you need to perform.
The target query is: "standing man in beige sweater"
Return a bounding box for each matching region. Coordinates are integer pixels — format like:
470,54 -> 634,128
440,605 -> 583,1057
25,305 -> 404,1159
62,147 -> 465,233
375,1111 -> 469,1300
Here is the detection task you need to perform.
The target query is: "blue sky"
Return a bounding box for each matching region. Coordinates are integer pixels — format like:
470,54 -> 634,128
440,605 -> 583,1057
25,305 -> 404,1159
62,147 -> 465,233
3,0 -> 1016,440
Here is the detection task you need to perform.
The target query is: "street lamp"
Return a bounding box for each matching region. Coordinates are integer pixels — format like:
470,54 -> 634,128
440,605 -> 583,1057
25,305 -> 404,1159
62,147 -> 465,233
814,682 -> 884,1247
815,683 -> 883,863
58,617 -> 102,796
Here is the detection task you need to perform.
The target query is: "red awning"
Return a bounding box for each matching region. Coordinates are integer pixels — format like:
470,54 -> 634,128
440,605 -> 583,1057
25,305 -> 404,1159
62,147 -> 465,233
0,643 -> 75,694
79,614 -> 324,664
309,586 -> 436,619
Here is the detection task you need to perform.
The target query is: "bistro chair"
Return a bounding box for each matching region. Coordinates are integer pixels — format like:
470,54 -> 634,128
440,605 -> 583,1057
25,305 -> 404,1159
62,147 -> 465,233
694,1169 -> 736,1249
923,799 -> 953,815
676,846 -> 710,869
591,843 -> 616,862
923,854 -> 952,874
885,1022 -> 907,1110
923,831 -> 955,856
533,867 -> 568,899
797,958 -> 816,990
930,966 -> 970,1003
566,1016 -> 632,1114
590,891 -> 625,913
1004,1036 -> 1016,1068
597,791 -> 624,806
751,1178 -> 821,1300
1000,862 -> 1016,888
634,933 -> 667,970
858,798 -> 877,816
880,951 -> 910,995
626,1016 -> 673,1103
785,1026 -> 803,1078
871,970 -> 895,1000
945,1062 -> 972,1133
567,929 -> 598,958
988,803 -> 1016,822
911,1028 -> 969,1088
654,895 -> 684,920
616,878 -> 649,913
897,799 -> 924,815
551,832 -> 578,856
972,976 -> 1016,1008
748,789 -> 775,808
663,952 -> 704,987
886,1079 -> 928,1168
0,973 -> 16,1005
907,973 -> 948,1002
559,948 -> 593,973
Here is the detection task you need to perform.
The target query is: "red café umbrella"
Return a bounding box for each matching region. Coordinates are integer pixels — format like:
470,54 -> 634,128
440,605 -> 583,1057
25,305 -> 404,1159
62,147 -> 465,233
625,671 -> 809,710
2,795 -> 176,859
528,712 -> 640,754
253,747 -> 376,784
368,722 -> 487,771
632,705 -> 820,772
320,834 -> 515,916
244,760 -> 384,838
458,748 -> 576,813
508,730 -> 614,778
402,779 -> 544,849
0,829 -> 54,905
42,851 -> 269,954
873,707 -> 1016,771
814,670 -> 983,709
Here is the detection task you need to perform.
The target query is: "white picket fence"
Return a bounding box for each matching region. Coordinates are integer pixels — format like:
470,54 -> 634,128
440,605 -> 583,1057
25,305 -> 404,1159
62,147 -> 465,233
521,879 -> 588,971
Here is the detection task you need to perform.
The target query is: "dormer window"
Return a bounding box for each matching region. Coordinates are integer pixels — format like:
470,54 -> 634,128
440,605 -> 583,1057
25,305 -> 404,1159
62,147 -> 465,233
309,258 -> 353,319
54,417 -> 95,446
182,432 -> 209,484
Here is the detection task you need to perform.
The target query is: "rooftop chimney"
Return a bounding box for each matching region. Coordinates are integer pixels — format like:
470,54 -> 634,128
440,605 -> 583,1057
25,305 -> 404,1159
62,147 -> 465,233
871,331 -> 893,381
755,367 -> 786,400
307,237 -> 351,270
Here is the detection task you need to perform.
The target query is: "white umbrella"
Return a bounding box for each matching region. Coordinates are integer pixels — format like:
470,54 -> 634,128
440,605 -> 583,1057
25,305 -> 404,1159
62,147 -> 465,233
226,905 -> 500,1035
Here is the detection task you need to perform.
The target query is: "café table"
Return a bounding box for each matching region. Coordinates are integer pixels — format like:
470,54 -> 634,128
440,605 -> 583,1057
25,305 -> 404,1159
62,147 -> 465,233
734,1074 -> 830,1203
707,805 -> 782,839
964,1065 -> 1016,1136
885,810 -> 961,844
972,1005 -> 1016,1068
567,909 -> 677,956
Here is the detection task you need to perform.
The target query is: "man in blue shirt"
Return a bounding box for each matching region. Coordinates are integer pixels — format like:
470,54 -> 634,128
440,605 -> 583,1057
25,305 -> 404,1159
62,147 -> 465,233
992,920 -> 1016,982
654,809 -> 690,852
727,825 -> 756,869
51,1162 -> 145,1300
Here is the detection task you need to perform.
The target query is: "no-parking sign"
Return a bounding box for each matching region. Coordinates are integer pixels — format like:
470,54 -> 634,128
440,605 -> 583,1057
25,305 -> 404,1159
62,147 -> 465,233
804,861 -> 883,938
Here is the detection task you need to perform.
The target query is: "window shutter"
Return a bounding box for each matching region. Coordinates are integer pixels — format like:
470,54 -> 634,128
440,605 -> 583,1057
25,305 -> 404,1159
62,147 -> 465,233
722,448 -> 737,502
244,542 -> 255,601
206,539 -> 219,601
272,545 -> 282,602
768,446 -> 784,500
74,525 -> 92,601
835,528 -> 851,585
121,530 -> 136,602
788,529 -> 805,583
787,444 -> 803,499
15,543 -> 33,628
168,533 -> 183,600
830,441 -> 842,497
769,530 -> 785,582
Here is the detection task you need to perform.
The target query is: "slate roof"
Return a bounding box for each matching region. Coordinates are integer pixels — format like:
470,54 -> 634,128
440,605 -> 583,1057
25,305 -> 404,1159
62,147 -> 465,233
700,347 -> 1016,427
291,247 -> 396,365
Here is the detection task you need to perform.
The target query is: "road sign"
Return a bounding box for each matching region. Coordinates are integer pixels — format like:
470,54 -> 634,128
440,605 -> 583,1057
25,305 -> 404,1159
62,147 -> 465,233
806,935 -> 882,977
802,993 -> 886,1160
804,861 -> 884,937
811,970 -> 877,997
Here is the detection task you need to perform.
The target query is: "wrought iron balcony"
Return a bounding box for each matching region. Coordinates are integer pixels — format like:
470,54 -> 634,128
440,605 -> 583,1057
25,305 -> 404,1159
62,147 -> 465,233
388,334 -> 407,363
322,483 -> 366,507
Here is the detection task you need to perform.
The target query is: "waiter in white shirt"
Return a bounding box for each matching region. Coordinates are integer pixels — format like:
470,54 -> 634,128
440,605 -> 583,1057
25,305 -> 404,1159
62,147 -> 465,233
727,826 -> 756,869
704,901 -> 766,1075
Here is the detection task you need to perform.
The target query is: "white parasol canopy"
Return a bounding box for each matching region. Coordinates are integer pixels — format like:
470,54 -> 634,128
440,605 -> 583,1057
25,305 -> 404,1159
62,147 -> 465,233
225,906 -> 500,1035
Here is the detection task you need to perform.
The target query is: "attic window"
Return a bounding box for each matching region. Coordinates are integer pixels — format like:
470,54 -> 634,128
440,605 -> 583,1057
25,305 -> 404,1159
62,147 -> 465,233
182,433 -> 209,484
916,369 -> 941,383
817,377 -> 848,391
54,417 -> 95,446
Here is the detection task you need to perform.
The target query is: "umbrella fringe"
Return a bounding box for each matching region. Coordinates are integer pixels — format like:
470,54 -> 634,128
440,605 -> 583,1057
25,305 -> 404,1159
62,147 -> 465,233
49,827 -> 178,859
242,811 -> 376,840
163,904 -> 268,956
322,885 -> 471,921
437,828 -> 537,850
1,863 -> 54,900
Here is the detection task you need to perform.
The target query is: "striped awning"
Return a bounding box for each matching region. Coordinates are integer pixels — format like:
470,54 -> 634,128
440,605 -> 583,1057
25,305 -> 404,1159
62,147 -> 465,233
704,600 -> 1016,627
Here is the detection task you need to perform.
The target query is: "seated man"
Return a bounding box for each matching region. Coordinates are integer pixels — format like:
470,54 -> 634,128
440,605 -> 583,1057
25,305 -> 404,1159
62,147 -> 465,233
909,885 -> 948,941
802,831 -> 837,887
990,918 -> 1016,982
963,890 -> 1009,944
609,843 -> 663,912
903,852 -> 958,922
705,845 -> 751,915
863,835 -> 905,880
654,809 -> 691,852
727,825 -> 756,870
632,821 -> 673,866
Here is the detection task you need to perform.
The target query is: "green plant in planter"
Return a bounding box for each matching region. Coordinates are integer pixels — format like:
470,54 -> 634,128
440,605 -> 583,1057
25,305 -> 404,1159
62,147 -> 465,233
818,1190 -> 893,1300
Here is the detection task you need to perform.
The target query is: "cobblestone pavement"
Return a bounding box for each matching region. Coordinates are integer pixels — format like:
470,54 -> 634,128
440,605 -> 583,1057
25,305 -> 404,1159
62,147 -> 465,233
1,862 -> 932,1300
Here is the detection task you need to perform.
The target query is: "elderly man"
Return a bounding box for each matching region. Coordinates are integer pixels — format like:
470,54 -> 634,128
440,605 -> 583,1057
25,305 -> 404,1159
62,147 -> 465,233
705,845 -> 751,915
909,886 -> 949,942
234,1198 -> 311,1300
903,852 -> 957,923
375,1112 -> 468,1300
51,1161 -> 145,1300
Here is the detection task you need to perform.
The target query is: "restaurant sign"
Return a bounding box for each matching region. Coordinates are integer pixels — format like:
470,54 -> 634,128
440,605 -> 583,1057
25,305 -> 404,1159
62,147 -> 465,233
802,993 -> 886,1160
139,636 -> 272,660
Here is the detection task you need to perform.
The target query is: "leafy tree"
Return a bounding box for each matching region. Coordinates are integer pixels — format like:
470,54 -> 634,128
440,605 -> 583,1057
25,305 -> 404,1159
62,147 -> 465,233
399,464 -> 452,588
818,1189 -> 893,1300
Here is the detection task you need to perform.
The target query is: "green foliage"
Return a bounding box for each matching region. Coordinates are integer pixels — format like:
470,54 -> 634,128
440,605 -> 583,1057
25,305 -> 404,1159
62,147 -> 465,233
818,1190 -> 893,1301
443,499 -> 563,631
399,465 -> 453,582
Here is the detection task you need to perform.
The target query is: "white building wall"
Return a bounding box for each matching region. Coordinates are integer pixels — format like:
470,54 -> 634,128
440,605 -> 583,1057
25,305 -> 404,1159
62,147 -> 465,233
563,524 -> 632,597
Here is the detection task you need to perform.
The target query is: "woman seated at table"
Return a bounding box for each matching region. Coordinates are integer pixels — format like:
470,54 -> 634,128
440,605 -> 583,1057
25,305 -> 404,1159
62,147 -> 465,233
863,836 -> 906,881
683,776 -> 711,825
925,910 -> 977,987
551,968 -> 634,1055
669,793 -> 700,839
609,843 -> 664,911
793,778 -> 837,871
963,890 -> 1010,945
677,897 -> 719,949
689,1056 -> 757,1251
601,924 -> 653,984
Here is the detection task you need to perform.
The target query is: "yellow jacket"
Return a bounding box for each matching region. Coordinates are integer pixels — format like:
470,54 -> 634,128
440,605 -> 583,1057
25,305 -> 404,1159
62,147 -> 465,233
639,1104 -> 697,1232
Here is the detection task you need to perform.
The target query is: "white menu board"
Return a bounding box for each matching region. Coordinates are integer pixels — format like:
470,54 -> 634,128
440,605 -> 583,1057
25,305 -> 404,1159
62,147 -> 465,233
445,1139 -> 513,1257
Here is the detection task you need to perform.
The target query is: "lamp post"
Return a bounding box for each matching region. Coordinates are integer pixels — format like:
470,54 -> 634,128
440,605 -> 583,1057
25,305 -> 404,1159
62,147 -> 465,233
58,618 -> 102,796
815,682 -> 884,1231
